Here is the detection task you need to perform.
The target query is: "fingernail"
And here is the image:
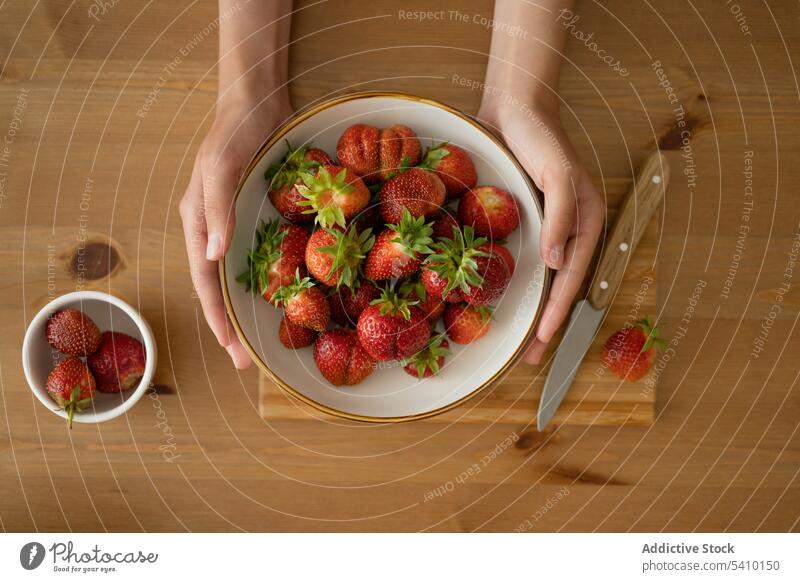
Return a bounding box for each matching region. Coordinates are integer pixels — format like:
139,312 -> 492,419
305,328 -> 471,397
548,245 -> 563,269
206,234 -> 222,261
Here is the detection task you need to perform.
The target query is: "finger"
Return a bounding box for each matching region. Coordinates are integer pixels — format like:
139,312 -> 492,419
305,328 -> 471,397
201,154 -> 240,261
536,191 -> 604,344
540,173 -> 577,270
226,341 -> 252,370
523,338 -> 549,365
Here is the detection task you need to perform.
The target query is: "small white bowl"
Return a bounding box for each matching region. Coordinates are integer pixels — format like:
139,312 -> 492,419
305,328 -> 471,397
222,92 -> 549,422
22,291 -> 157,425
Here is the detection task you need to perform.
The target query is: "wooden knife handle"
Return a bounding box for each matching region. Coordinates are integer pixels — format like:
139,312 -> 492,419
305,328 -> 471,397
588,151 -> 669,310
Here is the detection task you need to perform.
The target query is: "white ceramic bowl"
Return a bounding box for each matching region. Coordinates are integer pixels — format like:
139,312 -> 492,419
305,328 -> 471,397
222,92 -> 548,422
22,291 -> 157,424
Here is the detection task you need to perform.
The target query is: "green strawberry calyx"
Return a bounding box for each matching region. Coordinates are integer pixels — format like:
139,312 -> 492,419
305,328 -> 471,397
418,142 -> 451,170
297,166 -> 354,228
425,225 -> 489,296
63,384 -> 93,430
270,269 -> 314,306
264,141 -> 322,192
634,316 -> 666,352
369,284 -> 418,321
235,219 -> 287,296
402,332 -> 449,378
318,225 -> 375,289
388,208 -> 434,258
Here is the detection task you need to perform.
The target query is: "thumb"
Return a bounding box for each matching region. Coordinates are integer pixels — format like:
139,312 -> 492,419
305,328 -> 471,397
202,154 -> 240,261
540,173 -> 577,270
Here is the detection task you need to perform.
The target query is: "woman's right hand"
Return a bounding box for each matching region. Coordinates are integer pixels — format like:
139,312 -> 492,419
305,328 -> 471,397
179,93 -> 292,369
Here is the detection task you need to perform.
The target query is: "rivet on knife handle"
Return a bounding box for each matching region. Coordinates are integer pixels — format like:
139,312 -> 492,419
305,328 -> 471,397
588,151 -> 670,311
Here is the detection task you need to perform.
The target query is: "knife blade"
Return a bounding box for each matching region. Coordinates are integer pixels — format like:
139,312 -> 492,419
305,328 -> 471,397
537,150 -> 670,431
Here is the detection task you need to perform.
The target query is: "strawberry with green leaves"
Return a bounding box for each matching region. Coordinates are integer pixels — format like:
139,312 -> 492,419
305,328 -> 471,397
602,317 -> 665,381
444,304 -> 492,344
46,356 -> 96,429
419,143 -> 477,198
403,333 -> 449,378
266,142 -> 333,224
357,286 -> 430,361
305,224 -> 374,289
328,281 -> 380,327
430,211 -> 461,241
236,219 -> 310,304
297,165 -> 370,228
422,226 -> 511,306
399,277 -> 445,323
313,328 -> 376,386
271,271 -> 330,332
278,316 -> 318,349
364,208 -> 434,280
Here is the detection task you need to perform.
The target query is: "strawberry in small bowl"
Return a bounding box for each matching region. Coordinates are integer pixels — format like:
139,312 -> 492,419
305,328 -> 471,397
23,291 -> 156,426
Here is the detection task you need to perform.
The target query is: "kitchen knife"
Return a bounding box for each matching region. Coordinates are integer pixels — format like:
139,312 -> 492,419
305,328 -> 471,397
537,150 -> 670,431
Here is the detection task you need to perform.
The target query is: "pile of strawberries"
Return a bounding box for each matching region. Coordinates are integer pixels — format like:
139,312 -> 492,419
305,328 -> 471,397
44,308 -> 146,427
238,123 -> 520,386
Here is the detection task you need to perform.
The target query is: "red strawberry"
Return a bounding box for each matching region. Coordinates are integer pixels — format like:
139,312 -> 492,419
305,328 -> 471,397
305,225 -> 374,289
356,286 -> 431,361
364,209 -> 434,280
272,272 -> 330,332
337,123 -> 421,183
237,219 -> 309,304
297,164 -> 370,228
419,143 -> 477,197
602,317 -> 664,381
278,316 -> 318,349
444,304 -> 492,344
403,333 -> 449,378
484,242 -> 515,276
313,328 -> 376,386
420,267 -> 463,304
377,124 -> 422,181
424,226 -> 509,305
430,211 -> 461,240
458,185 -> 520,239
399,278 -> 445,323
87,331 -> 146,393
46,356 -> 96,428
45,308 -> 102,357
380,167 -> 445,224
266,142 -> 333,224
328,281 -> 380,327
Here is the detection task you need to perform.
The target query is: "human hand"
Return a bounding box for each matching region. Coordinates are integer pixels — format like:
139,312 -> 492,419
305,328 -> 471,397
478,101 -> 604,365
179,93 -> 293,369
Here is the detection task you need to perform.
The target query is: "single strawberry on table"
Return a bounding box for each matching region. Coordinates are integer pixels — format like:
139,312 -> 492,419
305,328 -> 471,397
328,280 -> 380,327
313,328 -> 376,386
443,303 -> 492,344
337,123 -> 421,183
459,185 -> 520,239
305,224 -> 374,289
602,317 -> 664,381
364,208 -> 434,280
357,286 -> 431,362
46,356 -> 96,428
87,331 -> 146,393
296,164 -> 370,228
278,316 -> 318,349
265,142 -> 333,223
423,226 -> 510,306
271,271 -> 330,332
46,308 -> 102,357
236,219 -> 309,304
419,142 -> 477,198
380,167 -> 446,224
403,333 -> 449,379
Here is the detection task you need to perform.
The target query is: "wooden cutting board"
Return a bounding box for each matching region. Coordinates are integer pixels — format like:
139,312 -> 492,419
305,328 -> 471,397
259,214 -> 658,427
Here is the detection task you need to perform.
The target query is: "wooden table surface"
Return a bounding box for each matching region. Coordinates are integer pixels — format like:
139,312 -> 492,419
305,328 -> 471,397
1,0 -> 799,532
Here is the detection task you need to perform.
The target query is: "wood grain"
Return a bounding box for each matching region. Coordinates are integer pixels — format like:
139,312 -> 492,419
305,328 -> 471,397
1,0 -> 799,533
